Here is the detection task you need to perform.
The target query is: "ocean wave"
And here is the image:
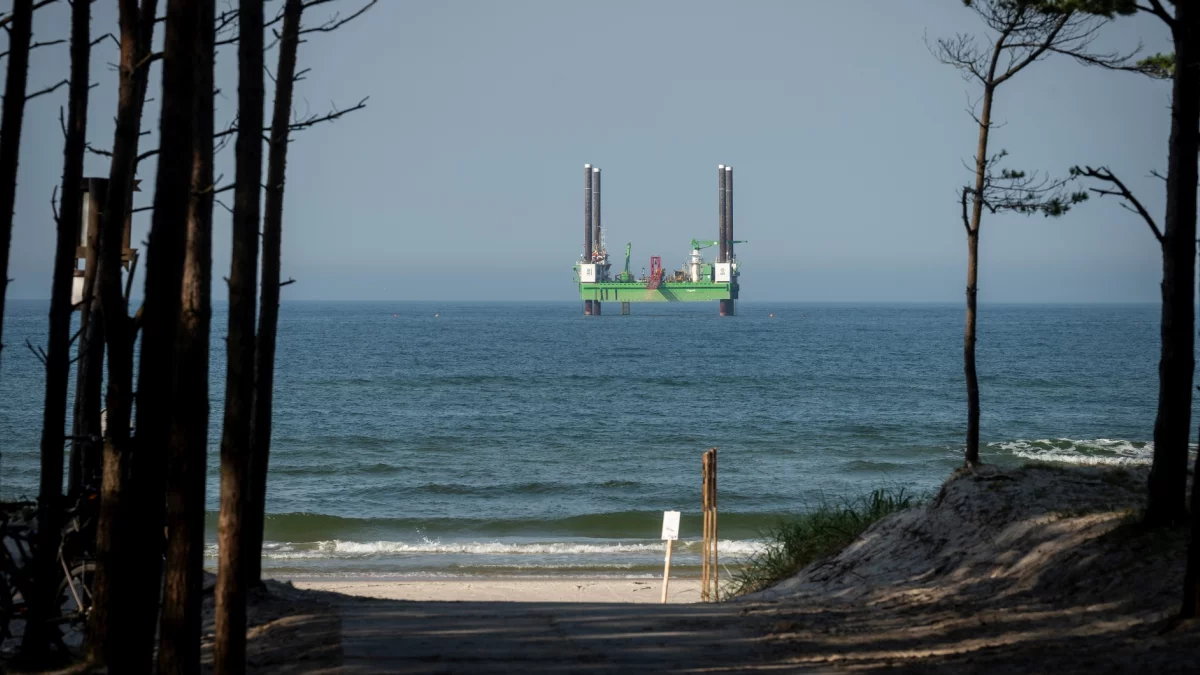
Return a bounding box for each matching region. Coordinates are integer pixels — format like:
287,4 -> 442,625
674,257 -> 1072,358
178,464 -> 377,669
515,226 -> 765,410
214,510 -> 791,541
205,538 -> 765,560
990,438 -> 1157,466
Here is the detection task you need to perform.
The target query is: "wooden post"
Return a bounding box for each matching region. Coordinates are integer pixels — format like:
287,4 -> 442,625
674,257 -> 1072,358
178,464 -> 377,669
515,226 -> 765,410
701,449 -> 708,602
661,539 -> 673,604
660,510 -> 679,604
711,449 -> 719,602
700,448 -> 719,602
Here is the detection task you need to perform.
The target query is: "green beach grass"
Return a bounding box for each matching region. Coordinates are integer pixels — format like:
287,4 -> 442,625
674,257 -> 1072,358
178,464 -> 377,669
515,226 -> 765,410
725,488 -> 919,598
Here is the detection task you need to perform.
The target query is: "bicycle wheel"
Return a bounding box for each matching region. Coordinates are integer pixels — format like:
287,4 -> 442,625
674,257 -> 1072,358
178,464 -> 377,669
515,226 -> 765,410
54,562 -> 95,651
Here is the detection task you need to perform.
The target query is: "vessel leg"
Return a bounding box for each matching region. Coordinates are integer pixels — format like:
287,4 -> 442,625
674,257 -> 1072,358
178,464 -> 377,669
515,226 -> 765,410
727,300 -> 735,316
594,301 -> 602,316
584,300 -> 593,316
719,300 -> 728,316
621,302 -> 630,315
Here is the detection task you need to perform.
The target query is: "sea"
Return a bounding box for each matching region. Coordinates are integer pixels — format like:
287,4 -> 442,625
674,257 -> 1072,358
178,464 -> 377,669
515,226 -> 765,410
0,301 -> 1189,579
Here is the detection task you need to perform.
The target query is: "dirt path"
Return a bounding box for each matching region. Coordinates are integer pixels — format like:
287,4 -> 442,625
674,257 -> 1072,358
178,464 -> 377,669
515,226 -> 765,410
327,595 -> 772,674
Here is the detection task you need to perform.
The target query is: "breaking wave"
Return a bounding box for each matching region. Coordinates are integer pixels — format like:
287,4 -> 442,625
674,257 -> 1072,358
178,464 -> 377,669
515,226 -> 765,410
204,538 -> 765,560
991,438 -> 1155,466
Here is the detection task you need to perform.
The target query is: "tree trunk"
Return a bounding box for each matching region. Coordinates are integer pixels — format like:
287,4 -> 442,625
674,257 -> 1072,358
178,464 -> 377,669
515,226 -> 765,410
216,1 -> 264,670
86,0 -> 158,669
22,0 -> 91,661
247,0 -> 303,584
1186,420 -> 1200,617
1147,5 -> 1199,528
963,85 -> 993,467
157,1 -> 212,672
1176,5 -> 1200,618
130,0 -> 197,661
0,0 -> 33,372
71,178 -> 106,495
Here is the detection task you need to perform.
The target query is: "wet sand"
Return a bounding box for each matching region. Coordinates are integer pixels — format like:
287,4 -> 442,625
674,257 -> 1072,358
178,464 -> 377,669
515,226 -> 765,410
286,577 -> 706,604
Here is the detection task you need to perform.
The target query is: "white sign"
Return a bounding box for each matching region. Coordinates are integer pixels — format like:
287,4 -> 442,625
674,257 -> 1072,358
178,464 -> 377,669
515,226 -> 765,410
661,511 -> 680,541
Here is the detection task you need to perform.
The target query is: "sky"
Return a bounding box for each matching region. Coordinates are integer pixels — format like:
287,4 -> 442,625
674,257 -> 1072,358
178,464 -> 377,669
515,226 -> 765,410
7,0 -> 1177,303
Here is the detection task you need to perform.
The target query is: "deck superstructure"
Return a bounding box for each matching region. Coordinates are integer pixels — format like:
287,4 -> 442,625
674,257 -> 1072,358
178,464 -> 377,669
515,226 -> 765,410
573,165 -> 744,315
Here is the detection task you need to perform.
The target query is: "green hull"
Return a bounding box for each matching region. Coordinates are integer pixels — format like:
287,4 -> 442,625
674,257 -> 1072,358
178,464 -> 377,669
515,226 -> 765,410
579,280 -> 738,303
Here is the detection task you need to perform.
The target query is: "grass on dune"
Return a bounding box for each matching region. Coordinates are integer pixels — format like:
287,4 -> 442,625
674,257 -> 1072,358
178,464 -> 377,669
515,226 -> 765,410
725,488 -> 919,598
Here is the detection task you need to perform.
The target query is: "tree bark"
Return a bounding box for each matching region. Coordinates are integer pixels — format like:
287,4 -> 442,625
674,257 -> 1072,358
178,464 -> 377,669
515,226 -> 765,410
1147,3 -> 1199,528
22,0 -> 91,661
216,0 -> 264,670
0,0 -> 33,373
247,0 -> 303,584
86,0 -> 159,669
158,1 -> 212,672
130,0 -> 198,661
1175,4 -> 1200,618
963,84 -> 993,467
71,179 -> 106,495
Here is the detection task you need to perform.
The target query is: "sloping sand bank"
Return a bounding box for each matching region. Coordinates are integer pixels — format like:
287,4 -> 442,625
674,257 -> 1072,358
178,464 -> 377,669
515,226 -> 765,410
742,464 -> 1200,672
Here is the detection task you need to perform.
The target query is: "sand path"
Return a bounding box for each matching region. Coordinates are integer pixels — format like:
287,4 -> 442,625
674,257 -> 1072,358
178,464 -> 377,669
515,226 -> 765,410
325,595 -> 767,674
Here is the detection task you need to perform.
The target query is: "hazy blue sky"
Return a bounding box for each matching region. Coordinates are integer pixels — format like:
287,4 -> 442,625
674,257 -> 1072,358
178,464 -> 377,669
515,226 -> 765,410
7,1 -> 1175,302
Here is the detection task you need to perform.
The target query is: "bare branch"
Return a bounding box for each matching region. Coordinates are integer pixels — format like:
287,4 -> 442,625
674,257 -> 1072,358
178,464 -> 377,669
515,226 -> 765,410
0,0 -> 57,29
279,278 -> 296,287
85,143 -> 113,158
993,15 -> 1069,87
289,96 -> 369,131
25,338 -> 47,366
91,33 -> 119,48
1071,165 -> 1163,243
961,186 -> 972,234
26,79 -> 68,102
1140,1 -> 1175,28
0,38 -> 66,59
50,184 -> 59,224
299,0 -> 377,36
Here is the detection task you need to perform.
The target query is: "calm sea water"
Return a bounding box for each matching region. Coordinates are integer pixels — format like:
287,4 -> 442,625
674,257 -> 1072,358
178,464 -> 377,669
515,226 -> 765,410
0,301 -> 1189,578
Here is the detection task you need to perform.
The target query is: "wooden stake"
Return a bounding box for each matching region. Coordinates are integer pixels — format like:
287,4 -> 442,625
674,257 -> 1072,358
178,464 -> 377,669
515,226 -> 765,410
705,446 -> 715,598
661,539 -> 674,604
701,452 -> 710,601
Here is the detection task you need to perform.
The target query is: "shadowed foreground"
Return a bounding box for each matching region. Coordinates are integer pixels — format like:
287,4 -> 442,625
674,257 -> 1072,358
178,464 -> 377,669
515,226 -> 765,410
328,596 -> 768,673
188,465 -> 1200,673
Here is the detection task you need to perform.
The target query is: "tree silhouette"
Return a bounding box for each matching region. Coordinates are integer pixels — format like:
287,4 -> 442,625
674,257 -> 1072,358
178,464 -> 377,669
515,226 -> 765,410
929,0 -> 1121,465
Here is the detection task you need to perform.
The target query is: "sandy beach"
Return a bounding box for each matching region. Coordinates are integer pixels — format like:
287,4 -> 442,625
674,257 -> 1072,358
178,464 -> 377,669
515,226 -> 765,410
286,577 -> 705,604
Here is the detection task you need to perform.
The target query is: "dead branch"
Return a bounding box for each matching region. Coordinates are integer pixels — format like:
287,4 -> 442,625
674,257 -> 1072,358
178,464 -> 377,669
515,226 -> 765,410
1071,165 -> 1164,243
279,278 -> 296,287
25,338 -> 47,366
0,0 -> 57,29
91,33 -> 119,48
299,0 -> 377,36
26,79 -> 68,102
0,38 -> 66,59
961,186 -> 972,234
85,143 -> 112,158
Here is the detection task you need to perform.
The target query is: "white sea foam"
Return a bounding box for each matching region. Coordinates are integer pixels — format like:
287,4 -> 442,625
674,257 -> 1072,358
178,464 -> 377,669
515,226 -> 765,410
207,538 -> 765,559
991,438 -> 1159,467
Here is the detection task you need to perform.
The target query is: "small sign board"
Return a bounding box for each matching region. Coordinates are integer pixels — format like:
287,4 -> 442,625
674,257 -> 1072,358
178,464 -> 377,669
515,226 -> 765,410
661,511 -> 680,541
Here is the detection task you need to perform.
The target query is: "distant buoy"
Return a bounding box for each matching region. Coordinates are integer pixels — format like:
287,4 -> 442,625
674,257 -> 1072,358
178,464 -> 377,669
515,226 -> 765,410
769,313 -> 775,318
434,313 -> 439,318
393,313 -> 397,317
